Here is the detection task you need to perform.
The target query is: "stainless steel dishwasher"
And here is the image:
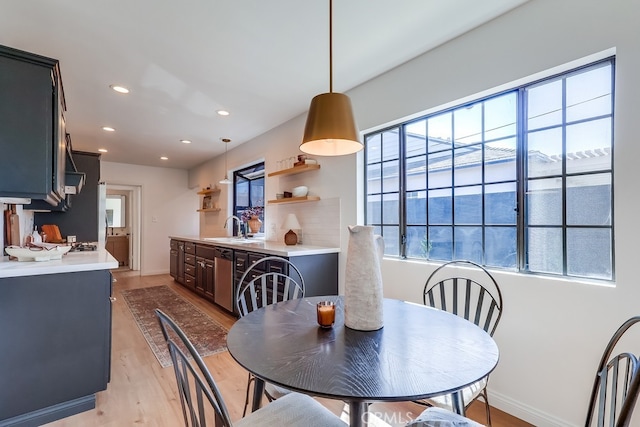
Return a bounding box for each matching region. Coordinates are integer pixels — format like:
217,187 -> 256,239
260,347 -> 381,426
214,247 -> 234,312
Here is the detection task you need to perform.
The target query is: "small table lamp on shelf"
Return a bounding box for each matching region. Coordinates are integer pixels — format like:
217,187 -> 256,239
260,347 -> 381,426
282,213 -> 301,246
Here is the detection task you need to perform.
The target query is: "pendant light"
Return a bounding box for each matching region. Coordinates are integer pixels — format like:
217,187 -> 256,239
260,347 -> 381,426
299,0 -> 362,156
219,138 -> 232,185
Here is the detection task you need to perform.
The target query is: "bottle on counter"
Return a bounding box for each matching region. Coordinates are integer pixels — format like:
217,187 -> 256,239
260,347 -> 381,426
32,226 -> 42,244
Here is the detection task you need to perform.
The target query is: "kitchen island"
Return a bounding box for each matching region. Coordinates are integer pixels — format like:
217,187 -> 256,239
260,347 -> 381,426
0,250 -> 118,426
169,236 -> 339,314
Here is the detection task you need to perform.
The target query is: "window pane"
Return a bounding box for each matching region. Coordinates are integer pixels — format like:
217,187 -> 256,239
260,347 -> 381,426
367,194 -> 381,224
366,133 -> 382,163
367,163 -> 381,195
567,173 -> 611,226
566,63 -> 612,122
428,112 -> 452,152
527,127 -> 563,178
382,129 -> 399,161
454,104 -> 482,145
454,185 -> 482,225
382,160 -> 400,193
454,145 -> 482,186
406,155 -> 426,191
406,120 -> 426,157
406,226 -> 429,259
406,191 -> 426,225
428,189 -> 451,224
250,178 -> 264,207
485,138 -> 516,183
567,228 -> 612,279
236,181 -> 249,206
382,193 -> 399,224
485,92 -> 517,140
527,79 -> 562,130
382,226 -> 400,257
566,118 -> 612,173
428,150 -> 452,189
429,226 -> 452,261
485,182 -> 516,225
485,227 -> 516,268
527,227 -> 563,274
527,178 -> 562,225
454,226 -> 482,263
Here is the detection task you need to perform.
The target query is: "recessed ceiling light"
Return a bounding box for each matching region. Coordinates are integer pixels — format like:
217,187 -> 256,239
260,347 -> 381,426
110,85 -> 130,94
98,148 -> 108,153
102,126 -> 115,132
180,139 -> 192,144
216,110 -> 230,116
160,156 -> 168,160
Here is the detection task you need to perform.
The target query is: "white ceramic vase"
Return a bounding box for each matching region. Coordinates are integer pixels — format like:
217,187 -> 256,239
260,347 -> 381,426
344,225 -> 385,331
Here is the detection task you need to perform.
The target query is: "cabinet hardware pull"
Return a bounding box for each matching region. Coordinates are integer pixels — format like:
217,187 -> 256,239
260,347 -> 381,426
109,297 -> 117,302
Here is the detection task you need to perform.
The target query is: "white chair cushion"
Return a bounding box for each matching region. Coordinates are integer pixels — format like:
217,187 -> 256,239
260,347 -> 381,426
265,382 -> 292,400
415,377 -> 487,409
406,407 -> 485,426
236,392 -> 347,427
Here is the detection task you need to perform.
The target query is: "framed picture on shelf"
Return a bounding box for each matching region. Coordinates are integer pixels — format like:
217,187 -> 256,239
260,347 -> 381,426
202,195 -> 212,210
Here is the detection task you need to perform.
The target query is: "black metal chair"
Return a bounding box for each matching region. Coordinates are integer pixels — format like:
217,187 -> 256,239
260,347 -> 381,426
155,309 -> 346,427
236,256 -> 305,415
415,260 -> 504,426
409,316 -> 640,427
585,316 -> 640,427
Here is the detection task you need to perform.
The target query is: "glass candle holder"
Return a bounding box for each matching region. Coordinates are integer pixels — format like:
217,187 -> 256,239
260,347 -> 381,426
317,301 -> 336,328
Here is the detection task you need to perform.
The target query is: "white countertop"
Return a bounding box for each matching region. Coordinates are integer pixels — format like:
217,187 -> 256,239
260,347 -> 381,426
170,236 -> 340,256
0,249 -> 118,278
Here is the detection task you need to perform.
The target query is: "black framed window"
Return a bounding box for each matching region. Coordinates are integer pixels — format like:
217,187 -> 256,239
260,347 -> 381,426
364,58 -> 614,281
233,162 -> 264,234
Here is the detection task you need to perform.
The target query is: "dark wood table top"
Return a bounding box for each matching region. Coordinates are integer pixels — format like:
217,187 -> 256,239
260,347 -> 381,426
226,296 -> 499,403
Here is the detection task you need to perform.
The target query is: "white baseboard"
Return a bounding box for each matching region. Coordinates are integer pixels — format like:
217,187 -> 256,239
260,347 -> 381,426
489,390 -> 576,427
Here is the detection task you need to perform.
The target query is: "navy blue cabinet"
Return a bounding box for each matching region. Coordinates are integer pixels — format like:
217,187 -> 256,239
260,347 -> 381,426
0,269 -> 112,425
0,44 -> 66,205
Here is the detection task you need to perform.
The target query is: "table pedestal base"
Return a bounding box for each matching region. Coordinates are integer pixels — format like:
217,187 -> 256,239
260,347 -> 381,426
350,401 -> 369,427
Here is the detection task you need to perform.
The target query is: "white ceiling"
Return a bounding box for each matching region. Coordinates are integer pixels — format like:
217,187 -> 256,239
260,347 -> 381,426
0,0 -> 527,170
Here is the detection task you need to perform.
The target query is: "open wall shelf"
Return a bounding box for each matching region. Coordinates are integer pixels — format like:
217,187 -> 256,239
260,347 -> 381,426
267,196 -> 320,205
267,164 -> 320,177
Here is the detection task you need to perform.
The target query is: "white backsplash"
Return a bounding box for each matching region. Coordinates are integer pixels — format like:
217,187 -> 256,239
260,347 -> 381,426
271,197 -> 340,247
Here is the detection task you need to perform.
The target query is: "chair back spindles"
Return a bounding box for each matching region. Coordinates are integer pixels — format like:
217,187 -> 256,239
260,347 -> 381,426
586,315 -> 640,427
236,256 -> 305,317
156,309 -> 234,427
424,262 -> 502,337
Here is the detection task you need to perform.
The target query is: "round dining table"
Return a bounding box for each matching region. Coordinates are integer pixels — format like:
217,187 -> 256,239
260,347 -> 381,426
226,296 -> 499,427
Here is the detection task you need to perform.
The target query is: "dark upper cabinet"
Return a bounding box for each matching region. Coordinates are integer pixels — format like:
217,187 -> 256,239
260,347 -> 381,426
0,44 -> 66,205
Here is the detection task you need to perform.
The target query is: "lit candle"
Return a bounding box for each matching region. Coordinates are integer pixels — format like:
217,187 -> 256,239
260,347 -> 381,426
317,301 -> 336,328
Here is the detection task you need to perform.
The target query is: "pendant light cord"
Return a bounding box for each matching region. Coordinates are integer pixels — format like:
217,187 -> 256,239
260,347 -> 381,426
329,0 -> 333,93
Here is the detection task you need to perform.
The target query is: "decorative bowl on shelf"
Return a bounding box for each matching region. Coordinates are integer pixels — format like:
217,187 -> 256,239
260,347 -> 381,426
292,186 -> 308,197
5,245 -> 72,262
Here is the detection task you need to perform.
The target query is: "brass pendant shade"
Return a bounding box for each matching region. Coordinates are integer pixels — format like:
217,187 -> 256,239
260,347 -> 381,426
300,92 -> 362,156
299,0 -> 362,156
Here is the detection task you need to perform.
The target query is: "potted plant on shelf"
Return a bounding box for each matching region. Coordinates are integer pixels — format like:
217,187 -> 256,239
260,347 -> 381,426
241,206 -> 264,234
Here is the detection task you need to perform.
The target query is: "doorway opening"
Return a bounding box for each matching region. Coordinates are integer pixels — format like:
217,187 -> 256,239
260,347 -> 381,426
106,184 -> 141,272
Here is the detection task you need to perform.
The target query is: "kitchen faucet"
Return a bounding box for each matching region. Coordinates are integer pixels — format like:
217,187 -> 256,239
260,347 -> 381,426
224,215 -> 244,238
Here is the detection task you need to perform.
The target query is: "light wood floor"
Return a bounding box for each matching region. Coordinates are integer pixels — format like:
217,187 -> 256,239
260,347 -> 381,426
45,271 -> 532,427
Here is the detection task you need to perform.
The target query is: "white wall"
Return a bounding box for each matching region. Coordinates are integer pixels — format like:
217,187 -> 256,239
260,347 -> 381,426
188,1 -> 640,425
101,161 -> 198,275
